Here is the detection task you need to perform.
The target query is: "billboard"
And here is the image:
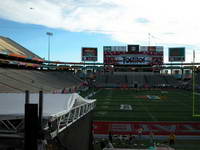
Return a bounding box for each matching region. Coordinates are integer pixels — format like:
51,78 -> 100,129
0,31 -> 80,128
156,46 -> 164,52
148,46 -> 156,52
128,45 -> 139,52
104,52 -> 163,65
139,46 -> 163,52
169,47 -> 185,62
82,47 -> 97,61
93,121 -> 200,136
103,46 -> 126,52
140,46 -> 148,52
114,55 -> 150,65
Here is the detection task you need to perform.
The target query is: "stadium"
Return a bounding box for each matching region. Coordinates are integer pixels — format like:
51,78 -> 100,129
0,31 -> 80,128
0,36 -> 200,150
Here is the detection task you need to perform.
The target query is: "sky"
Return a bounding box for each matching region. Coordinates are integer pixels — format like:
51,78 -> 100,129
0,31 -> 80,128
0,0 -> 200,63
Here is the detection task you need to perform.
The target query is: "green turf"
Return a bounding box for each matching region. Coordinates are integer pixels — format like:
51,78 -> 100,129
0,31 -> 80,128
93,89 -> 200,122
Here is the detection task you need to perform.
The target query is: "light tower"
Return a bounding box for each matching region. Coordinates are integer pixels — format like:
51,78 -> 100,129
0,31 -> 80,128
46,32 -> 53,61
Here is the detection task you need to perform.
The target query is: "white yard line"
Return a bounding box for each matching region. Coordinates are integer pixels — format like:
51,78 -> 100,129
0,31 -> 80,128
141,102 -> 157,121
194,92 -> 200,96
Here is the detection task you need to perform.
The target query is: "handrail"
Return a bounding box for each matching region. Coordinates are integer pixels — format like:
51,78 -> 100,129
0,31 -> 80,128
46,100 -> 96,139
0,100 -> 96,140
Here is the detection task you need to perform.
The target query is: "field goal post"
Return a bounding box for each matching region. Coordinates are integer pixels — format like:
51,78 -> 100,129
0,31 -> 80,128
192,52 -> 200,117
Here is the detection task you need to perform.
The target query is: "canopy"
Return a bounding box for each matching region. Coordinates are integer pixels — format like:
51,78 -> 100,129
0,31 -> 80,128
0,93 -> 95,119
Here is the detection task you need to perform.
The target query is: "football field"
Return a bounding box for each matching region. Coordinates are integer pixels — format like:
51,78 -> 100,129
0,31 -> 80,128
93,89 -> 200,122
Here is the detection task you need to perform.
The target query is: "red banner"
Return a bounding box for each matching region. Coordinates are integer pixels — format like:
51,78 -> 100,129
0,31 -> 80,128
93,121 -> 200,136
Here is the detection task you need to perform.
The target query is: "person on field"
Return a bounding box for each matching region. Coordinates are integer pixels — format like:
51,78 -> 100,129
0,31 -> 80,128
149,131 -> 155,146
169,132 -> 176,146
138,127 -> 143,140
108,131 -> 113,143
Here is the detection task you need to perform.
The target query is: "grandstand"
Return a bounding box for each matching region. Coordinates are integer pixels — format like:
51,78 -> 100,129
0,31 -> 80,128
185,72 -> 200,91
0,68 -> 82,93
95,72 -> 179,88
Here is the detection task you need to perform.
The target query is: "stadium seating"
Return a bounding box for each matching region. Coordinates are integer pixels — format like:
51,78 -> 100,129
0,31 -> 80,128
95,73 -> 107,87
0,68 -> 82,93
95,72 -> 178,88
127,72 -> 146,87
185,72 -> 200,91
195,72 -> 200,84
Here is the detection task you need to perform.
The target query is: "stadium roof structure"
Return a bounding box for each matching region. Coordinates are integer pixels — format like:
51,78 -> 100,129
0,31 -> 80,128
0,36 -> 41,59
0,93 -> 96,139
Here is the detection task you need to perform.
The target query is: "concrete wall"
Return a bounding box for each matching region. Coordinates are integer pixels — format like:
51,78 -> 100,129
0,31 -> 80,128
54,111 -> 93,150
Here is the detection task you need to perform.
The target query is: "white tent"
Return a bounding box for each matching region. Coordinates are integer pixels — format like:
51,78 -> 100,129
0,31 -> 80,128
0,93 -> 95,119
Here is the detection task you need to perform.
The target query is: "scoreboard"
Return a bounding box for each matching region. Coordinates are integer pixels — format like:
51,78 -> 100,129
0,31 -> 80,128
104,46 -> 163,66
169,47 -> 185,62
82,47 -> 97,61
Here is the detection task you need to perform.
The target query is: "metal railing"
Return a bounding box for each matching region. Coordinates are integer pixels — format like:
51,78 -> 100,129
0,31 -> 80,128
0,100 -> 96,139
45,101 -> 96,139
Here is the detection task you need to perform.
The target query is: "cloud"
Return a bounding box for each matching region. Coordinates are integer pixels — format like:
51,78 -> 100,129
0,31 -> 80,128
0,0 -> 200,62
135,18 -> 150,24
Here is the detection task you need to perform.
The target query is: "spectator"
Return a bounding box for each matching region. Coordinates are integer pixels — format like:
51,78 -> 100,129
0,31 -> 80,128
107,140 -> 114,148
100,139 -> 106,150
128,134 -> 132,144
37,139 -> 47,150
128,134 -> 135,145
118,135 -> 123,144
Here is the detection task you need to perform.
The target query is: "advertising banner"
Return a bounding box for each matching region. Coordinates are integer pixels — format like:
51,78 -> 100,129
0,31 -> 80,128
82,47 -> 97,61
93,121 -> 200,136
156,46 -> 164,52
139,46 -> 164,52
103,46 -> 126,52
115,55 -> 151,65
140,46 -> 148,52
148,46 -> 157,52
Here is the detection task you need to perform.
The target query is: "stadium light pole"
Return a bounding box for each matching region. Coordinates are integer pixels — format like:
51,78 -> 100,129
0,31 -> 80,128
192,50 -> 195,116
148,33 -> 151,46
46,32 -> 53,61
